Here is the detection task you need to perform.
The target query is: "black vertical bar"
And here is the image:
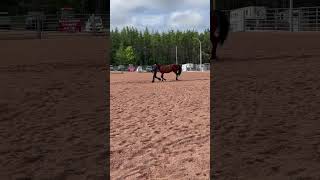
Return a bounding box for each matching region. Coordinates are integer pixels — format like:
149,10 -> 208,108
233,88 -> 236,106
37,15 -> 42,39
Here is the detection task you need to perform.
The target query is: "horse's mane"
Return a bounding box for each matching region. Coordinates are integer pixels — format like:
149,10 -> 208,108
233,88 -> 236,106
216,10 -> 230,45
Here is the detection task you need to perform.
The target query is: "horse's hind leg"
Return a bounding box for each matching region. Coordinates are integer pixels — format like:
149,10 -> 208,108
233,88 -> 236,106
156,74 -> 161,81
161,73 -> 166,81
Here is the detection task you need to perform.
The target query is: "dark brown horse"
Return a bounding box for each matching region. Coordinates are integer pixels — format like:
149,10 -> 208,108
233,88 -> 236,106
211,10 -> 230,60
152,64 -> 182,83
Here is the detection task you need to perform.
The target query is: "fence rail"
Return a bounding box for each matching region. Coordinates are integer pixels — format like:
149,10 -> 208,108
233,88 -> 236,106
0,13 -> 109,39
225,6 -> 320,32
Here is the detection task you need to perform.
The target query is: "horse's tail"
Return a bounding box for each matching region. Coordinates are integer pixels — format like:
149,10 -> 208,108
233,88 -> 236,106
217,10 -> 230,46
176,64 -> 182,76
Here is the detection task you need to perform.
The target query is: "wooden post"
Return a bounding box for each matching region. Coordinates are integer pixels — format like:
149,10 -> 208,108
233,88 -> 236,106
93,14 -> 96,36
316,7 -> 318,31
243,10 -> 246,32
289,0 -> 293,32
275,9 -> 278,30
37,15 -> 42,39
211,0 -> 215,10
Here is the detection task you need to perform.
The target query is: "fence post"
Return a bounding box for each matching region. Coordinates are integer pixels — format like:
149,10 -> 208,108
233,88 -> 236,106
275,9 -> 278,30
93,14 -> 96,36
37,15 -> 42,39
317,8 -> 319,31
289,0 -> 293,32
242,10 -> 246,32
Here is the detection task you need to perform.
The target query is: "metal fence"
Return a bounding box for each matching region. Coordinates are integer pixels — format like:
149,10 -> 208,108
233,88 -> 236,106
0,13 -> 109,40
225,6 -> 320,32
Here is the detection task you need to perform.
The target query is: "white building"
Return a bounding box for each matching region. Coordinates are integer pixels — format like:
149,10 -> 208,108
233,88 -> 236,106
182,63 -> 195,72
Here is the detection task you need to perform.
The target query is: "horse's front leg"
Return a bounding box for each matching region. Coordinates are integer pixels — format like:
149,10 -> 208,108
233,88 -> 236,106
156,72 -> 161,81
176,73 -> 179,80
152,71 -> 161,82
152,71 -> 156,83
211,37 -> 218,60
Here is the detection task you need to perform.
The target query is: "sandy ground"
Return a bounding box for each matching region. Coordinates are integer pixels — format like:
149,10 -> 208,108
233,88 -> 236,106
212,32 -> 320,180
2,32 -> 320,180
110,72 -> 210,179
0,37 -> 108,179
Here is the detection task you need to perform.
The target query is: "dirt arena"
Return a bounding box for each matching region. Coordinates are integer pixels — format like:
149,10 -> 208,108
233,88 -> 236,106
212,32 -> 320,179
2,32 -> 320,180
110,72 -> 210,179
0,37 -> 108,179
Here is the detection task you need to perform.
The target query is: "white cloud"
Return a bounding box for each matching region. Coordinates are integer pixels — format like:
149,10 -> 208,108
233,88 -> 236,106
136,15 -> 165,27
110,0 -> 209,32
169,10 -> 203,27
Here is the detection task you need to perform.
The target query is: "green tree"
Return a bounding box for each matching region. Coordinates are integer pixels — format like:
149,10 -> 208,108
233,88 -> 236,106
115,44 -> 136,65
111,26 -> 211,66
123,46 -> 136,65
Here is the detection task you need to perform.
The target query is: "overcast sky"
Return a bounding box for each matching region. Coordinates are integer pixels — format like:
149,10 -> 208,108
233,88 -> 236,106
110,0 -> 210,32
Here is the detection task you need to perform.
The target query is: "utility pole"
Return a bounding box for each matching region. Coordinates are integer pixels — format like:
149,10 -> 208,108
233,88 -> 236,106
144,46 -> 146,66
194,38 -> 202,71
175,46 -> 178,64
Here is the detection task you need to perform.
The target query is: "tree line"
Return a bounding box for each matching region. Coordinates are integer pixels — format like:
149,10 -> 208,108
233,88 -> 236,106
111,27 -> 212,66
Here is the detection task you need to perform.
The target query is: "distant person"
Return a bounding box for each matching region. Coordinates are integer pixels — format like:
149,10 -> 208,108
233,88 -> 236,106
152,63 -> 158,72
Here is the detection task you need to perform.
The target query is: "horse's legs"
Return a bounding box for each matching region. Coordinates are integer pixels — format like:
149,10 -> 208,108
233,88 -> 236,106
161,73 -> 166,81
152,71 -> 161,82
174,70 -> 179,80
152,71 -> 157,82
152,71 -> 155,83
156,72 -> 161,81
211,37 -> 218,60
